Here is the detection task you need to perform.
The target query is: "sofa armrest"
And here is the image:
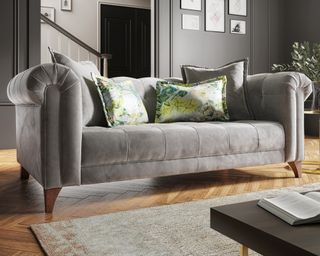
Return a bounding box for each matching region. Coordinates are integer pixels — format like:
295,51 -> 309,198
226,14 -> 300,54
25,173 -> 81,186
7,63 -> 82,189
246,72 -> 312,162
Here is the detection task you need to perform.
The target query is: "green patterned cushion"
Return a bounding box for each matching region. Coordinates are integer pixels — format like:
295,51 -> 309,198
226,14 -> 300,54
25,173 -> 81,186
155,76 -> 229,123
93,75 -> 148,127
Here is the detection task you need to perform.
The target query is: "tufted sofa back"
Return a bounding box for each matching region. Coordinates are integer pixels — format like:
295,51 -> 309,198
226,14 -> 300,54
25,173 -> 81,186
51,56 -> 163,126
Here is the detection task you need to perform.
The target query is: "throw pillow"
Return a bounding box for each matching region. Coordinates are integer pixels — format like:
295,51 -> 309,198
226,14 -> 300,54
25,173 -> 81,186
93,75 -> 149,127
180,58 -> 252,121
49,48 -> 106,126
155,76 -> 228,123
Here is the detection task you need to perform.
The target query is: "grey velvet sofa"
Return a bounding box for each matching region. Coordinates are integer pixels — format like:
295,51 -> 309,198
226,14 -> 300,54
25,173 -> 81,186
7,63 -> 312,213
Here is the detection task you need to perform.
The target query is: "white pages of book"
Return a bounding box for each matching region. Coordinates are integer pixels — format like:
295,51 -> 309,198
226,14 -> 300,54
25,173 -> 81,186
258,191 -> 320,225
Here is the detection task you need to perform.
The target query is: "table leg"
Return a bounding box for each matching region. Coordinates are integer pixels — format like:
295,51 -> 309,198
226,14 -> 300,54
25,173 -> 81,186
240,244 -> 249,256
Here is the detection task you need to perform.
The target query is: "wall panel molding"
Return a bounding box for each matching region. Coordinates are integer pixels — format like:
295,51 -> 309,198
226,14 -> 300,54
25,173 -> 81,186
0,0 -> 40,149
0,0 -> 40,105
155,0 -> 285,77
169,0 -> 173,77
156,0 -> 251,77
250,0 -> 254,74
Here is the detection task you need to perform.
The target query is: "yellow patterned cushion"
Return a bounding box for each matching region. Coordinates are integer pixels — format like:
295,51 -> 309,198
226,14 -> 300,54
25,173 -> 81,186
93,75 -> 148,127
155,76 -> 228,123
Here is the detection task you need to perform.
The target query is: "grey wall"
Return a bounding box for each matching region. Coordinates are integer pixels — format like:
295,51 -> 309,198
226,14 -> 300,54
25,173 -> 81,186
284,0 -> 320,62
253,0 -> 320,71
40,0 -> 151,64
251,0 -> 286,74
0,0 -> 40,149
0,1 -> 15,150
171,0 -> 251,77
155,0 -> 286,77
0,107 -> 16,149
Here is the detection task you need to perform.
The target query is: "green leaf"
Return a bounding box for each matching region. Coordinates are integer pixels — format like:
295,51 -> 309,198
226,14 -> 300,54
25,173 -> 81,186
272,41 -> 320,81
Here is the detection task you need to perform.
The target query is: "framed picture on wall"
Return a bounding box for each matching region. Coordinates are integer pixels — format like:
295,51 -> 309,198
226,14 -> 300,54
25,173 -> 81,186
230,20 -> 246,34
205,0 -> 225,33
181,0 -> 202,11
182,14 -> 200,30
61,0 -> 72,11
228,0 -> 247,16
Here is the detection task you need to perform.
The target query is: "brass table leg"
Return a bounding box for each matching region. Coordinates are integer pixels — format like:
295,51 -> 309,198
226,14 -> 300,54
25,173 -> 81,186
240,244 -> 249,256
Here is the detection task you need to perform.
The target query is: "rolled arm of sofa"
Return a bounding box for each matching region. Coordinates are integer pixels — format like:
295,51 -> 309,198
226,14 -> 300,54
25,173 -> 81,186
246,72 -> 312,162
7,63 -> 82,189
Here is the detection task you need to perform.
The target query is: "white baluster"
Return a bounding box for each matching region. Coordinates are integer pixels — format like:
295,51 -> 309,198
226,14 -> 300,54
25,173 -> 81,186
67,40 -> 71,58
103,57 -> 108,78
77,48 -> 80,62
97,56 -> 101,72
58,35 -> 62,53
46,26 -> 50,63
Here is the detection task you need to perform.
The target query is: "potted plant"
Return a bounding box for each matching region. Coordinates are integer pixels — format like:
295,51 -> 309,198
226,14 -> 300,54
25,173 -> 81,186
272,41 -> 320,111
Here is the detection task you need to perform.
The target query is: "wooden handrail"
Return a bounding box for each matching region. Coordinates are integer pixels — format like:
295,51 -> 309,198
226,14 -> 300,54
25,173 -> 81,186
40,14 -> 111,60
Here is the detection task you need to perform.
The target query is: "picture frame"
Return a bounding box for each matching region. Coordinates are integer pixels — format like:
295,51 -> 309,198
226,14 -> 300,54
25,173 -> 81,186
181,0 -> 202,11
61,0 -> 72,11
182,14 -> 200,30
230,20 -> 246,34
228,0 -> 247,16
40,6 -> 55,22
205,0 -> 225,33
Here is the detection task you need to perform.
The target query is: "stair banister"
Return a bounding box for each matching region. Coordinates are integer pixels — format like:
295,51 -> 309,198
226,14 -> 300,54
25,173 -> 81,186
40,13 -> 111,77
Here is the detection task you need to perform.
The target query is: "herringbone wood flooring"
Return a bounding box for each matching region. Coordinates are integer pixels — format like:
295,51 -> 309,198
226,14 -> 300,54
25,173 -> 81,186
0,138 -> 319,255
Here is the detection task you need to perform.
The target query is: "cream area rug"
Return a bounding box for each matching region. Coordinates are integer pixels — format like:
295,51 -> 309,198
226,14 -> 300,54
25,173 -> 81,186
31,183 -> 320,256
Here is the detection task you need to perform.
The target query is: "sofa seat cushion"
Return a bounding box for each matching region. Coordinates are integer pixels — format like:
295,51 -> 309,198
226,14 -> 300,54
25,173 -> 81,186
81,121 -> 285,168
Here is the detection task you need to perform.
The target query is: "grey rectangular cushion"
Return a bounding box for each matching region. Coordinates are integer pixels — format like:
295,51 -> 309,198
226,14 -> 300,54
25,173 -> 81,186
50,51 -> 107,126
81,121 -> 285,168
181,59 -> 252,121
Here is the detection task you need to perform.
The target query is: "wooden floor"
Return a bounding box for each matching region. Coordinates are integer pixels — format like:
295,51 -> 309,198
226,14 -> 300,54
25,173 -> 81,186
0,138 -> 319,255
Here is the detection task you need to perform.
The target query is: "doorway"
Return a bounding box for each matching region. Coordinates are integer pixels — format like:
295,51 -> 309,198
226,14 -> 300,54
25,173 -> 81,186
100,4 -> 151,78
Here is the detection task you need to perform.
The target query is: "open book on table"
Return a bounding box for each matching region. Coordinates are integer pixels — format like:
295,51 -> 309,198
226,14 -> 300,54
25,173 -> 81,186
258,191 -> 320,226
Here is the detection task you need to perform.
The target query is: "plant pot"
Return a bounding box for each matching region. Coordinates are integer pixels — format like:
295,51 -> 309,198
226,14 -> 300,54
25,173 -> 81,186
305,81 -> 320,136
311,81 -> 320,111
305,112 -> 320,136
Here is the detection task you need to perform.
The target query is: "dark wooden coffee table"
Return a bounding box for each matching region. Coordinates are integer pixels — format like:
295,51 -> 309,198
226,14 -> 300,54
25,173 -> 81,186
211,199 -> 320,256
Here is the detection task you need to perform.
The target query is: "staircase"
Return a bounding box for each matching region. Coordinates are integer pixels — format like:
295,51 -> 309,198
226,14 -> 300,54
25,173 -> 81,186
40,14 -> 111,77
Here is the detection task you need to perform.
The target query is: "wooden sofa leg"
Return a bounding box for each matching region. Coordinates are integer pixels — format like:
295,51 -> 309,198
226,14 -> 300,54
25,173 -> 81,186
288,161 -> 302,178
20,167 -> 30,180
44,188 -> 62,214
